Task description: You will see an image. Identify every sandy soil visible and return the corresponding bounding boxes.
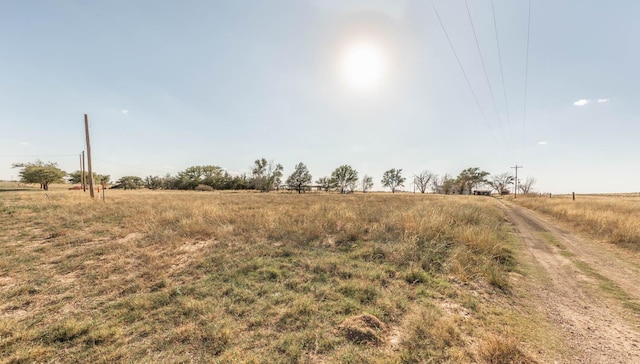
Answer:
[502,201,640,363]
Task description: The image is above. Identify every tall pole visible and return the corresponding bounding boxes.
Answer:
[79,153,83,190]
[81,151,86,192]
[511,165,523,199]
[85,114,95,198]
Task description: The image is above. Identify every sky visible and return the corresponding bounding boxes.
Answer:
[1,0,639,194]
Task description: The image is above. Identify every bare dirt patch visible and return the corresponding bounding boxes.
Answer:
[177,239,214,253]
[117,232,143,244]
[169,239,216,275]
[0,277,15,288]
[502,201,640,363]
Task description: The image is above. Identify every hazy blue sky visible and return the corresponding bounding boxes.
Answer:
[1,0,638,193]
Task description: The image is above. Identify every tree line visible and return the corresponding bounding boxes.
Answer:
[12,159,536,195]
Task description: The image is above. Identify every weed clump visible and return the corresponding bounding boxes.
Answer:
[479,334,538,364]
[40,319,91,343]
[337,313,386,345]
[399,307,467,363]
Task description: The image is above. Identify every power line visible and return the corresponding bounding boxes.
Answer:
[93,157,169,174]
[0,154,78,158]
[464,0,510,150]
[522,0,532,152]
[491,0,513,147]
[430,0,503,149]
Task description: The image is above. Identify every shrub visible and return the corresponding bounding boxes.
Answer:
[195,184,214,191]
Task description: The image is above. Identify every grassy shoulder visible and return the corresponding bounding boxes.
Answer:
[1,190,538,363]
[537,228,640,316]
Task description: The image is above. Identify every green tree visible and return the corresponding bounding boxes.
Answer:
[67,170,110,185]
[381,168,406,193]
[331,165,358,194]
[175,165,224,190]
[315,177,334,192]
[286,162,312,193]
[180,166,204,188]
[252,158,283,192]
[67,170,83,184]
[222,172,250,190]
[361,175,374,193]
[455,167,489,194]
[116,176,144,190]
[12,160,66,190]
[200,165,224,187]
[96,174,111,184]
[144,175,163,190]
[160,174,178,190]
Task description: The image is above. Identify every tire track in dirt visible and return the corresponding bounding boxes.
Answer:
[502,201,640,363]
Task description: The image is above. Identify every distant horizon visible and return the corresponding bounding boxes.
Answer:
[3,178,638,196]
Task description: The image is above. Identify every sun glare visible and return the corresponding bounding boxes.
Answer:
[340,41,387,92]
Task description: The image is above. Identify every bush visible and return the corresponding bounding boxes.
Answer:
[195,184,214,191]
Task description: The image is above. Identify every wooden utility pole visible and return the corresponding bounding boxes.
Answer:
[79,153,83,190]
[85,114,95,198]
[511,165,523,199]
[81,151,86,192]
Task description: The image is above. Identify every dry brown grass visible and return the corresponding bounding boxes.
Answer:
[511,194,640,249]
[478,334,538,364]
[0,188,538,362]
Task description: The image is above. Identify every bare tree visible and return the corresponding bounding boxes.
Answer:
[518,177,536,194]
[488,173,514,195]
[432,173,456,194]
[361,175,373,193]
[414,170,436,194]
[429,174,440,193]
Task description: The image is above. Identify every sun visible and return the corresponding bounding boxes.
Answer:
[340,41,387,92]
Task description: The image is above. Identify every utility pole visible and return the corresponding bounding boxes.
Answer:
[511,165,523,199]
[81,151,86,192]
[85,114,95,198]
[79,153,83,189]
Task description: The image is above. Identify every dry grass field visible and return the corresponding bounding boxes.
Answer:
[0,187,540,363]
[510,194,640,250]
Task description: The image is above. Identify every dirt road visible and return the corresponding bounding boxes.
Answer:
[502,201,640,363]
